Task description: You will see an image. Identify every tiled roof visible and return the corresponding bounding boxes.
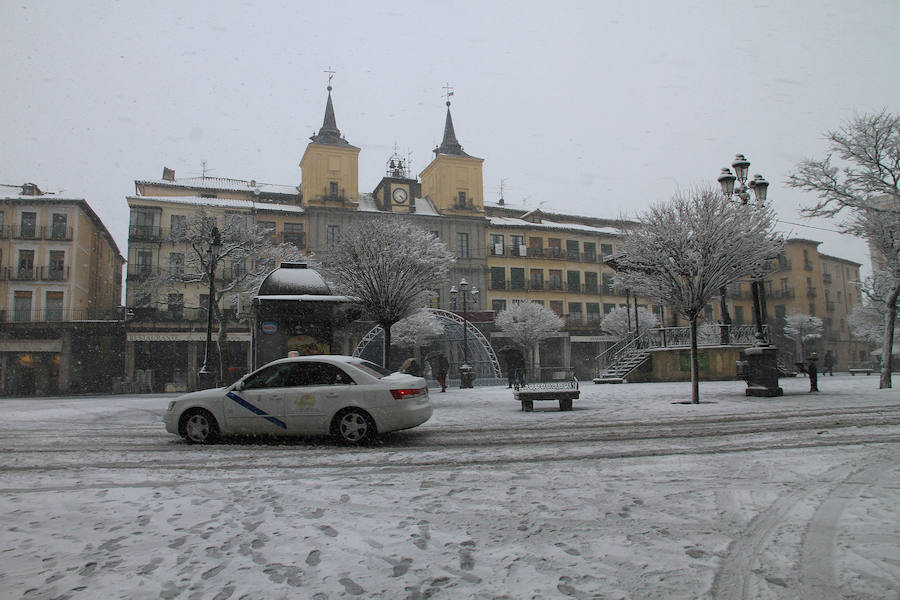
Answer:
[128,195,304,214]
[489,216,619,235]
[135,177,300,196]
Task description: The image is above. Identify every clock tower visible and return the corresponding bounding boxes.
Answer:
[373,149,421,213]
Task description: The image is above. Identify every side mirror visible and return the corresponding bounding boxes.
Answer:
[232,380,244,392]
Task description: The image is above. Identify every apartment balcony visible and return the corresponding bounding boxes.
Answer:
[129,225,163,241]
[40,266,70,281]
[8,266,37,281]
[126,266,160,281]
[823,273,832,284]
[0,226,8,239]
[807,287,817,298]
[584,283,599,294]
[45,226,73,241]
[13,225,42,240]
[804,261,814,271]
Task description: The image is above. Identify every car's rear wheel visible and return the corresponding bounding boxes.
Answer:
[180,409,219,444]
[332,408,376,444]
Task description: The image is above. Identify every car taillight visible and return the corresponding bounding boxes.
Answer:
[391,388,423,400]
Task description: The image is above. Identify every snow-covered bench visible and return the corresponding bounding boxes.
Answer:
[513,378,579,411]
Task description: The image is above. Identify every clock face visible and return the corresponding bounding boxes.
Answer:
[392,187,408,204]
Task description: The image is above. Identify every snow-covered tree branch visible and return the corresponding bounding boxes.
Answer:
[316,217,455,368]
[612,184,783,403]
[495,301,564,379]
[787,110,900,388]
[600,306,659,338]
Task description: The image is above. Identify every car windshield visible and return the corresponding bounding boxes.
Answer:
[350,360,393,379]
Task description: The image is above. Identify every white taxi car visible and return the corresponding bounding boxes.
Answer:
[164,355,431,444]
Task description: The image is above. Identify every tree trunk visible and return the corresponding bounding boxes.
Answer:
[690,317,700,404]
[382,323,393,370]
[880,284,899,389]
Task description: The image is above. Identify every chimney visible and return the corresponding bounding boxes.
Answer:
[162,167,175,181]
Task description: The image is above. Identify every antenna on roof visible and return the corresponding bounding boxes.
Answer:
[498,178,508,205]
[324,66,336,90]
[442,83,454,107]
[201,160,209,179]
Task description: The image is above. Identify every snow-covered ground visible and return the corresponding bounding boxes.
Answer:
[1,374,898,599]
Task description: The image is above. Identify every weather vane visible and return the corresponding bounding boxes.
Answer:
[325,66,336,90]
[442,83,454,107]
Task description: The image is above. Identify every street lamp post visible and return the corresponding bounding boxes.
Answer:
[197,226,222,389]
[450,277,479,388]
[717,154,781,397]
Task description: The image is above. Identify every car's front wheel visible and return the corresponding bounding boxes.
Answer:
[332,408,376,444]
[180,409,220,444]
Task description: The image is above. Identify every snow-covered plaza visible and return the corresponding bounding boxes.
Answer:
[1,374,898,599]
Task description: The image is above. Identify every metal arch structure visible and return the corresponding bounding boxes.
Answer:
[352,308,502,379]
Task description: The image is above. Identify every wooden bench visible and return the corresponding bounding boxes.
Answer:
[513,380,580,411]
[849,367,874,375]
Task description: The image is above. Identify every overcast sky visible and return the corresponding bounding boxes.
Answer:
[3,0,898,277]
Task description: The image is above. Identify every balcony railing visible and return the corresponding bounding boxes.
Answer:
[807,287,817,298]
[40,266,70,281]
[1,308,125,323]
[3,266,66,281]
[129,225,163,240]
[822,273,832,284]
[45,226,73,241]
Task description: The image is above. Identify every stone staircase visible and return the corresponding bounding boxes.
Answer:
[593,348,651,383]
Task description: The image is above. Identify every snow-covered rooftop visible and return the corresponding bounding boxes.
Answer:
[128,195,304,214]
[489,216,620,235]
[136,176,300,197]
[357,193,440,217]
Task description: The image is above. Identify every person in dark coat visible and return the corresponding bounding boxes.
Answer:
[807,353,819,392]
[823,351,834,376]
[426,353,450,392]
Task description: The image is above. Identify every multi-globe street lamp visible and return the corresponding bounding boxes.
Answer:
[198,226,222,388]
[450,277,479,388]
[717,154,770,345]
[717,154,782,397]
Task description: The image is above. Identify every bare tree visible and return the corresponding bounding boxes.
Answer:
[613,185,783,403]
[600,306,660,338]
[784,312,824,357]
[391,308,445,349]
[138,207,303,383]
[787,110,900,388]
[495,301,564,380]
[317,217,454,368]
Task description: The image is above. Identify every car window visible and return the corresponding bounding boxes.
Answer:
[351,360,392,379]
[243,364,292,389]
[284,362,355,387]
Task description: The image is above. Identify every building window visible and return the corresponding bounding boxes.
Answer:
[17,250,35,280]
[511,235,525,256]
[14,291,32,322]
[528,237,543,257]
[490,234,505,256]
[170,215,187,239]
[510,268,525,291]
[587,302,601,322]
[490,267,506,290]
[137,250,153,277]
[566,240,580,260]
[326,225,340,247]
[584,242,597,261]
[530,269,544,290]
[19,212,37,239]
[601,243,613,258]
[547,238,562,259]
[456,232,469,258]
[775,305,786,326]
[567,270,580,292]
[45,291,64,322]
[492,299,507,313]
[329,181,339,197]
[603,303,616,314]
[734,305,744,324]
[809,303,815,316]
[550,301,564,315]
[131,208,157,238]
[169,253,184,277]
[48,250,66,280]
[549,269,563,290]
[602,274,615,294]
[457,191,467,207]
[257,221,276,240]
[569,302,583,321]
[50,213,68,240]
[284,222,304,248]
[168,293,184,320]
[584,272,598,293]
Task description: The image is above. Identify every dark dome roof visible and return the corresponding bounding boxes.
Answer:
[257,263,332,296]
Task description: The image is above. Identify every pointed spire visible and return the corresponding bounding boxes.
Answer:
[310,82,352,147]
[434,88,471,157]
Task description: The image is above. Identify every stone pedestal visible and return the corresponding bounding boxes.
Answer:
[741,346,783,397]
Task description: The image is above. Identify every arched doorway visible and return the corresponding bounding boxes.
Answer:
[353,309,502,384]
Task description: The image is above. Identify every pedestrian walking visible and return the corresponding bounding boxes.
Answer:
[823,350,834,376]
[807,353,819,392]
[426,352,449,392]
